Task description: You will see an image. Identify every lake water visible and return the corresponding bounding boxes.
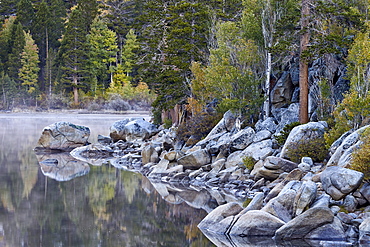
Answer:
[0,113,215,247]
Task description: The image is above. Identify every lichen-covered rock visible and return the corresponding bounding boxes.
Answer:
[326,125,369,168]
[110,118,158,142]
[230,127,255,150]
[36,121,90,151]
[280,121,327,159]
[321,166,364,200]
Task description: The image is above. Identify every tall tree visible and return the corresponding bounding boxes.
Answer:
[299,0,310,124]
[86,17,118,96]
[16,0,35,32]
[58,0,98,105]
[19,31,40,104]
[6,21,26,87]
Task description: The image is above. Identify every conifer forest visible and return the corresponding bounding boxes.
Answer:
[1,0,370,136]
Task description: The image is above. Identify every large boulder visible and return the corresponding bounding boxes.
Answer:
[326,125,369,167]
[320,166,364,200]
[204,110,238,139]
[229,210,285,236]
[110,118,158,142]
[177,149,211,169]
[198,202,243,231]
[280,121,327,159]
[36,122,90,151]
[274,207,334,241]
[274,103,300,133]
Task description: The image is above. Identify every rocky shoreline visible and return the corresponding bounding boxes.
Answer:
[34,111,370,246]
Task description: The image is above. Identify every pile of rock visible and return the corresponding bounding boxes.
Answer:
[34,111,370,244]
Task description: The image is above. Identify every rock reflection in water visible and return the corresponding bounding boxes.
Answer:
[36,152,90,181]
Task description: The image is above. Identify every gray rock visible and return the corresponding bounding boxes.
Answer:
[256,156,298,180]
[294,180,317,216]
[270,71,294,109]
[225,151,244,169]
[70,143,114,166]
[321,166,364,200]
[301,157,313,166]
[230,127,255,150]
[274,207,334,241]
[298,162,311,172]
[360,183,370,203]
[326,125,369,167]
[178,149,211,169]
[262,181,301,222]
[229,210,285,236]
[280,121,327,159]
[198,202,243,230]
[274,103,300,133]
[205,110,238,139]
[305,217,346,240]
[359,217,370,243]
[311,194,331,208]
[253,130,272,143]
[255,117,277,133]
[241,139,274,161]
[97,134,111,145]
[141,145,159,165]
[36,122,90,151]
[110,118,158,142]
[343,195,358,213]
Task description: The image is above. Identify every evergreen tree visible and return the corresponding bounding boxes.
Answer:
[16,0,35,32]
[86,18,118,96]
[6,21,26,88]
[121,28,138,76]
[19,31,40,104]
[0,16,16,73]
[58,0,98,105]
[0,0,17,21]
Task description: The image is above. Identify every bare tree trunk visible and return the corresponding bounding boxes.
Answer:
[299,0,310,124]
[73,67,79,105]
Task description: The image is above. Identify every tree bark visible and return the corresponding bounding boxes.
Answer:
[299,0,310,124]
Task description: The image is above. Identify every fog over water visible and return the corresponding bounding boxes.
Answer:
[0,113,214,247]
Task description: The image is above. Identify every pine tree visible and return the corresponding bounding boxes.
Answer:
[16,0,35,32]
[121,28,138,76]
[6,21,26,87]
[87,18,118,96]
[19,31,40,104]
[58,0,98,105]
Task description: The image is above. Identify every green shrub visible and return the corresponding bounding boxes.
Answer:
[163,118,173,129]
[275,122,301,146]
[242,156,256,170]
[350,128,370,182]
[285,137,327,163]
[176,112,222,146]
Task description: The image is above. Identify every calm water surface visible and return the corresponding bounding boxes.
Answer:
[0,113,215,247]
